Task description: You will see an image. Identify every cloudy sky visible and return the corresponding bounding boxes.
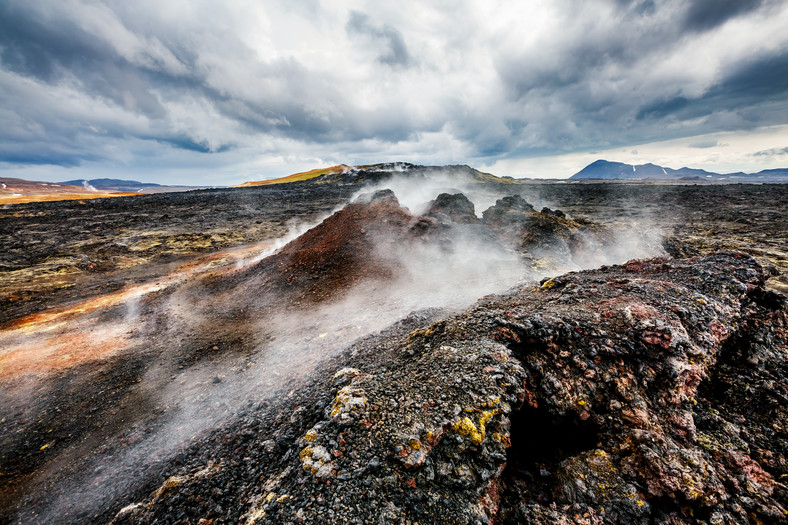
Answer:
[1,0,787,185]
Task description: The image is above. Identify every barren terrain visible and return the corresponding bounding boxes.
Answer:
[0,173,786,524]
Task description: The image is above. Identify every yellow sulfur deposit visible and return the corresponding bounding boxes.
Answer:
[450,403,502,445]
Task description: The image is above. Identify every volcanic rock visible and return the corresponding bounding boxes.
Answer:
[112,252,787,524]
[310,163,516,186]
[425,193,480,224]
[540,206,566,218]
[203,190,517,310]
[352,188,401,206]
[481,195,612,269]
[482,194,535,220]
[4,178,787,524]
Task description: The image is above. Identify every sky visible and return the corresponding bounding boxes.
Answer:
[1,0,787,185]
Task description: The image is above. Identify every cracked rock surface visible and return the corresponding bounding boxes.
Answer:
[113,252,786,524]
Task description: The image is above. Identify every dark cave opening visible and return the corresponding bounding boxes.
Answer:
[511,404,601,463]
[497,403,600,521]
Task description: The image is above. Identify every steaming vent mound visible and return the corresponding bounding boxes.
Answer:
[194,189,615,318]
[224,189,417,306]
[216,189,616,303]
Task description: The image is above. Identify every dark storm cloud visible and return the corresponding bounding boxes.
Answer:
[0,3,169,119]
[617,0,656,15]
[0,3,332,159]
[0,151,102,167]
[712,51,788,100]
[637,51,788,123]
[481,0,788,160]
[689,140,723,149]
[206,74,414,145]
[636,96,691,120]
[683,0,764,32]
[346,11,412,67]
[154,137,229,154]
[752,147,788,157]
[498,0,688,100]
[0,4,105,82]
[0,1,420,156]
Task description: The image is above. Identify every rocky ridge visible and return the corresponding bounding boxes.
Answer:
[111,250,786,523]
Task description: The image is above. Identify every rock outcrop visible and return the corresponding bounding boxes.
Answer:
[113,252,787,524]
[482,195,613,270]
[425,193,480,224]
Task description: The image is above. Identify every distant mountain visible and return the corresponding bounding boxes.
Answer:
[62,178,162,192]
[62,178,211,193]
[570,160,788,182]
[756,168,788,179]
[235,163,518,187]
[0,177,138,204]
[0,176,216,204]
[2,177,95,195]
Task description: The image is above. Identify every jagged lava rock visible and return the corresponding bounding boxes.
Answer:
[481,194,535,224]
[425,193,480,224]
[482,194,612,268]
[114,252,786,524]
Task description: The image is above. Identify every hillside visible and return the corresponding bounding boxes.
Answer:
[235,165,351,186]
[0,177,136,205]
[235,163,518,187]
[571,160,788,182]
